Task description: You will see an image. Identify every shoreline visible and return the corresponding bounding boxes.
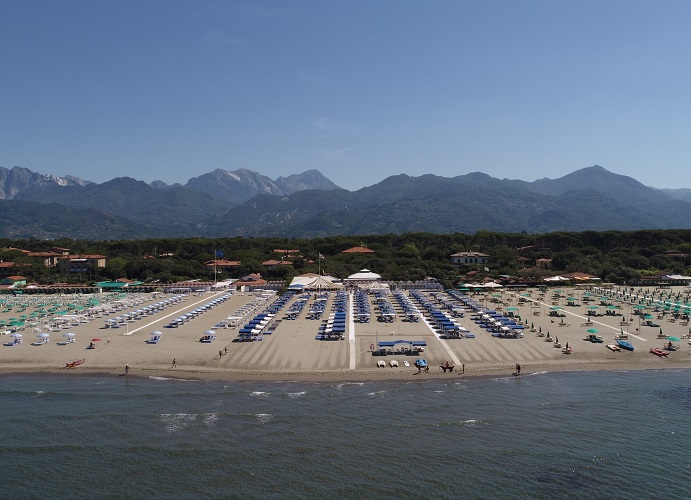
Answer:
[2,359,689,384]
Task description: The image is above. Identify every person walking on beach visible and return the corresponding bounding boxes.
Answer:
[515,363,521,375]
[171,358,176,368]
[125,364,129,375]
[219,350,223,359]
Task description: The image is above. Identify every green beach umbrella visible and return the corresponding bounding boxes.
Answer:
[587,328,598,333]
[667,336,680,342]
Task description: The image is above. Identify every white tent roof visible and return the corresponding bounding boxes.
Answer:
[288,274,343,290]
[347,268,381,281]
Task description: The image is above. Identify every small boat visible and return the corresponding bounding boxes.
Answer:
[616,339,634,351]
[649,348,669,357]
[606,344,621,352]
[66,358,85,368]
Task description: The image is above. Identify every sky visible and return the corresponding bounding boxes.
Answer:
[3,0,691,191]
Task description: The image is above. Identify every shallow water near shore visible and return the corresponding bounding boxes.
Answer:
[2,369,689,499]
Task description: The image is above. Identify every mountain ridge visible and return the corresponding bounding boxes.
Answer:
[1,164,690,239]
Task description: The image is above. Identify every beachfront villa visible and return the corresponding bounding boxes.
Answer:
[57,254,107,274]
[203,259,241,272]
[450,251,490,266]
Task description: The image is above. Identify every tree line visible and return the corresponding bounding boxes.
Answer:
[2,229,691,288]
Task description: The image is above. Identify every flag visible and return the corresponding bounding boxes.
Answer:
[318,253,325,260]
[484,267,489,272]
[215,249,224,259]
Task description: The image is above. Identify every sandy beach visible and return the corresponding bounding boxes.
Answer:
[1,285,690,381]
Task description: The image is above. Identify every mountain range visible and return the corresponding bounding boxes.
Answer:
[0,164,690,240]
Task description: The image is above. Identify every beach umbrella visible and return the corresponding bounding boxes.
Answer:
[587,328,599,333]
[151,331,163,336]
[10,333,22,338]
[667,336,681,342]
[37,333,50,338]
[63,332,76,337]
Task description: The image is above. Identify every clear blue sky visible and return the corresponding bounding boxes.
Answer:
[3,0,691,191]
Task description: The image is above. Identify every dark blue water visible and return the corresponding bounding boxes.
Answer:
[1,370,688,499]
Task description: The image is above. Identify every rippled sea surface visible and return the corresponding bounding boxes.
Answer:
[1,370,689,499]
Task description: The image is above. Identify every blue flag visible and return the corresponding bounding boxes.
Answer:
[215,249,224,259]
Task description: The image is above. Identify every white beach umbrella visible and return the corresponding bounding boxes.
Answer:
[37,333,50,338]
[63,332,76,337]
[10,333,22,338]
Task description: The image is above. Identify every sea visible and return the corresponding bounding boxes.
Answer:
[1,370,688,500]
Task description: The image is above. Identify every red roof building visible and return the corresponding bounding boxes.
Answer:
[341,246,375,254]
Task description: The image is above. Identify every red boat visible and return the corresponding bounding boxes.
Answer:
[66,358,86,368]
[649,348,669,357]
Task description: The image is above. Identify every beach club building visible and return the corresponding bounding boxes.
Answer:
[344,268,386,289]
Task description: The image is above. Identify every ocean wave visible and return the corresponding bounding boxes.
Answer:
[250,391,270,397]
[148,376,199,382]
[202,413,219,428]
[335,382,364,390]
[433,419,484,428]
[34,391,45,398]
[367,390,386,397]
[286,391,306,398]
[160,413,198,433]
[255,413,274,423]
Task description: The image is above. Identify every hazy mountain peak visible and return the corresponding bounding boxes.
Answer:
[275,169,341,192]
